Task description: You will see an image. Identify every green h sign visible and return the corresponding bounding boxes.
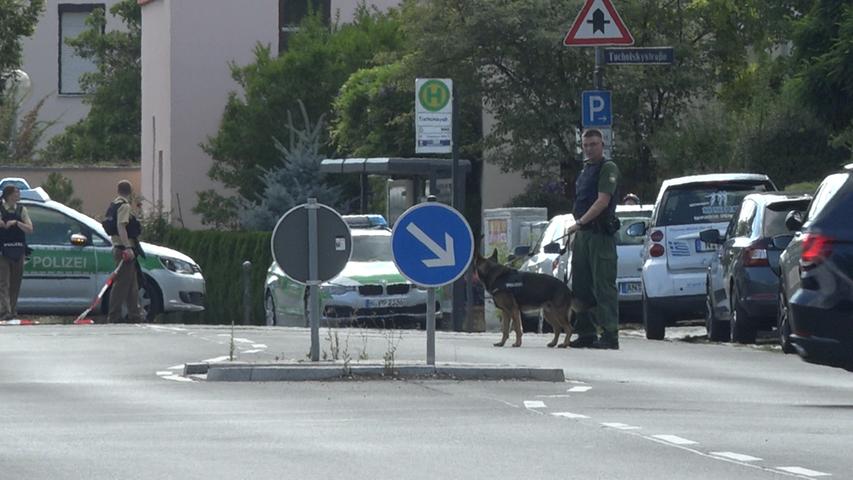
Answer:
[418,80,451,112]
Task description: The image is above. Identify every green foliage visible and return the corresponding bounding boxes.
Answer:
[0,0,44,94]
[202,6,406,202]
[785,181,820,194]
[191,190,239,230]
[40,172,83,210]
[0,89,55,163]
[157,228,272,324]
[43,0,141,163]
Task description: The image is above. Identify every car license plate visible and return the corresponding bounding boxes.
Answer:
[695,239,718,253]
[619,281,642,295]
[365,298,404,308]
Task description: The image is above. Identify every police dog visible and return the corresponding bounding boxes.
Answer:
[474,249,574,348]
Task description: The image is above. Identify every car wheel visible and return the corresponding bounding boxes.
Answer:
[264,290,277,326]
[642,291,665,340]
[777,292,795,354]
[139,277,163,322]
[705,282,730,342]
[730,285,756,344]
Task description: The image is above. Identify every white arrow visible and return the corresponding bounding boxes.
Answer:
[406,222,455,267]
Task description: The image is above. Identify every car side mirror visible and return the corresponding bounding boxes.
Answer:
[699,229,723,244]
[543,242,561,254]
[785,210,804,232]
[513,245,531,258]
[771,233,794,251]
[625,221,647,237]
[70,233,88,247]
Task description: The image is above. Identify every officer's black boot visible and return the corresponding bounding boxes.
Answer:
[591,333,619,350]
[569,335,597,348]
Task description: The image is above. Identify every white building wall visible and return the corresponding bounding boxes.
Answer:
[19,0,124,149]
[140,0,171,214]
[480,108,528,209]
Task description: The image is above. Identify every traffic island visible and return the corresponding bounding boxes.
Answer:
[185,361,565,382]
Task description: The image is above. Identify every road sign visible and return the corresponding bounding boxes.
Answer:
[391,202,474,288]
[271,202,352,284]
[563,0,634,46]
[604,47,675,65]
[582,90,612,127]
[416,78,453,154]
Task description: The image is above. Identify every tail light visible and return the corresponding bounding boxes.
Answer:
[650,243,665,257]
[800,233,833,268]
[743,240,769,267]
[650,230,664,242]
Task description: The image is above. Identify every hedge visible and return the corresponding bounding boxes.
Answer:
[155,228,272,324]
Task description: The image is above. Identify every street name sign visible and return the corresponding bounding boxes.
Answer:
[415,78,453,154]
[582,90,612,128]
[604,47,675,65]
[391,202,473,288]
[563,0,634,46]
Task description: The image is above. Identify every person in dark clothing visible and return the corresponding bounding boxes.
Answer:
[565,129,621,349]
[105,180,145,323]
[0,185,33,320]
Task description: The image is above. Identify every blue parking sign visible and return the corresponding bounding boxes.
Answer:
[391,203,474,288]
[582,90,612,127]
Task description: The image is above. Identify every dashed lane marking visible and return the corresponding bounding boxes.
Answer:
[601,422,641,430]
[251,344,267,348]
[710,452,762,462]
[242,349,264,354]
[776,467,831,477]
[651,435,698,445]
[202,356,231,363]
[168,365,183,370]
[536,394,572,398]
[524,400,547,409]
[551,412,589,419]
[568,386,592,392]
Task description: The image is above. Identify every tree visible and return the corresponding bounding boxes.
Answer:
[42,0,141,163]
[0,0,44,96]
[238,105,344,231]
[40,172,83,210]
[202,6,405,205]
[0,89,54,163]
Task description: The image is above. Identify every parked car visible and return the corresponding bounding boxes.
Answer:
[777,166,853,370]
[553,204,654,320]
[701,193,812,343]
[342,214,388,230]
[515,213,575,331]
[625,174,777,339]
[264,228,441,328]
[16,187,205,319]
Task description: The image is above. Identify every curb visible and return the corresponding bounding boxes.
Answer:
[186,362,565,382]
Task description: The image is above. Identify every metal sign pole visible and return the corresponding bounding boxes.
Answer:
[427,287,436,366]
[307,198,320,362]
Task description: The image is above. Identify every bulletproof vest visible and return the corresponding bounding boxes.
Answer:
[573,160,618,221]
[0,204,27,260]
[102,199,142,239]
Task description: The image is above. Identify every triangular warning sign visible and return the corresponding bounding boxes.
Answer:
[563,0,634,46]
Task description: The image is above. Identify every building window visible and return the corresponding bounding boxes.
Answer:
[279,0,331,53]
[58,3,104,95]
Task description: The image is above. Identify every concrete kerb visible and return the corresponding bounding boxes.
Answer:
[187,362,565,382]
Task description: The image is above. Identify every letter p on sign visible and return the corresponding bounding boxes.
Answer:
[582,90,612,128]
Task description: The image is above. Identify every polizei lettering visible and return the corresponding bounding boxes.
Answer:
[31,256,87,270]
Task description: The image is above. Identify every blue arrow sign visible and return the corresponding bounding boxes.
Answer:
[391,202,474,288]
[582,90,612,127]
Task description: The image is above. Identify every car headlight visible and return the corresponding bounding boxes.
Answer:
[159,256,198,274]
[325,284,357,296]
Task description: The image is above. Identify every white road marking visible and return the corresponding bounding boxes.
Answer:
[168,365,183,370]
[568,386,592,392]
[251,344,267,348]
[710,452,762,462]
[523,400,546,409]
[202,356,231,363]
[145,325,187,332]
[651,434,697,445]
[233,338,254,344]
[242,349,263,354]
[776,467,831,477]
[601,422,641,430]
[536,394,572,398]
[161,375,193,383]
[551,412,589,419]
[156,371,173,376]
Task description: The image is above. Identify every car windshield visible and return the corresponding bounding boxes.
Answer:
[764,200,811,237]
[658,182,771,226]
[350,235,393,262]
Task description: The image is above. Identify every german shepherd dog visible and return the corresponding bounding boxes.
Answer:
[473,249,574,348]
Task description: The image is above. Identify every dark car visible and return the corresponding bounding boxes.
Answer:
[701,193,812,343]
[776,166,853,370]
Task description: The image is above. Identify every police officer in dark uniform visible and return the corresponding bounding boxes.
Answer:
[104,180,145,323]
[0,185,33,320]
[566,129,620,349]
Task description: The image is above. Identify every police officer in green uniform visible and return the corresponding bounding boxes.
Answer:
[105,180,145,323]
[566,129,620,349]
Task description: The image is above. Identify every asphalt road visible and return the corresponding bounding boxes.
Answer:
[2,322,851,479]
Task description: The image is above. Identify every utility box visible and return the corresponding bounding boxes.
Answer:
[480,207,548,332]
[386,179,415,226]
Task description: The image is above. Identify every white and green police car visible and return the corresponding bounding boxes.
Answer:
[17,187,205,320]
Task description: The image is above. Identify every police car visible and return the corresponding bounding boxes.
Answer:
[16,187,205,319]
[625,174,777,339]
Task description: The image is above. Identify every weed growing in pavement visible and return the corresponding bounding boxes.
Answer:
[359,331,369,361]
[383,328,403,375]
